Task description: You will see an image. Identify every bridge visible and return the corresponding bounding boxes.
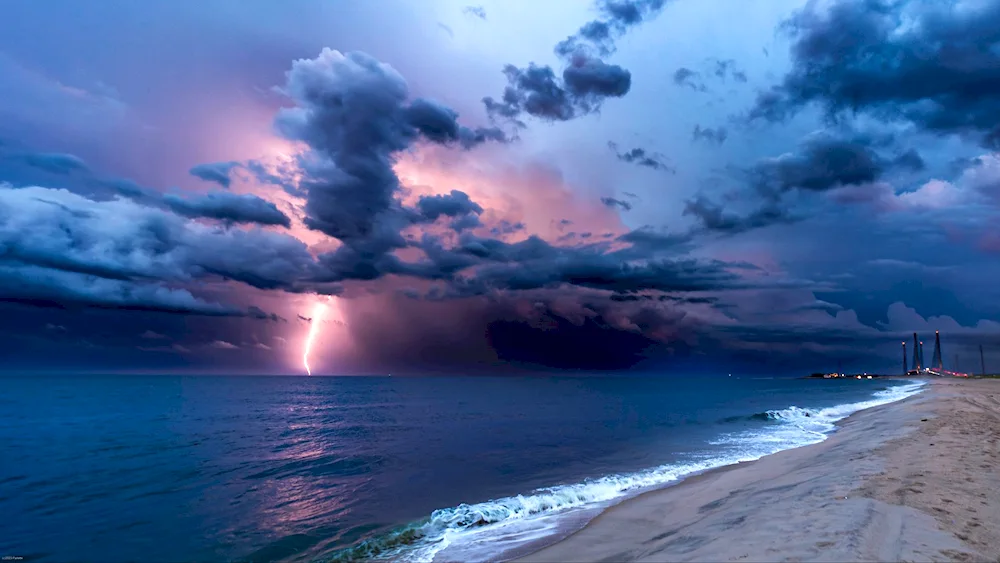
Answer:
[910,367,970,378]
[902,330,971,377]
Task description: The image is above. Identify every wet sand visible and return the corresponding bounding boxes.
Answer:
[518,378,1000,562]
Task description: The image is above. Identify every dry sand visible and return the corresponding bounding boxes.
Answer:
[518,378,1000,563]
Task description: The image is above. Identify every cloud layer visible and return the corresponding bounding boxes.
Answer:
[3,0,1000,374]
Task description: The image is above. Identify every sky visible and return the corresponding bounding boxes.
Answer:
[2,0,1000,376]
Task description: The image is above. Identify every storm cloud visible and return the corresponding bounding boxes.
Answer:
[684,196,798,234]
[483,60,631,123]
[608,141,675,172]
[101,177,292,228]
[163,191,291,227]
[600,196,633,211]
[483,0,669,124]
[747,133,886,196]
[5,0,997,374]
[16,152,89,175]
[0,264,240,316]
[750,0,1000,147]
[189,161,239,189]
[555,0,670,59]
[0,185,316,313]
[274,49,503,248]
[415,190,484,221]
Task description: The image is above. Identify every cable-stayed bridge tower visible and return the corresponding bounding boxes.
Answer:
[913,333,922,370]
[931,330,943,369]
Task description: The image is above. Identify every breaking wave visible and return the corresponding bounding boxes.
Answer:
[326,381,926,563]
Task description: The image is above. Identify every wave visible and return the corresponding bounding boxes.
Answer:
[723,384,912,424]
[764,382,924,433]
[326,381,926,563]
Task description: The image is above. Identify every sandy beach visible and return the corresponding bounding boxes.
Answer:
[518,378,1000,563]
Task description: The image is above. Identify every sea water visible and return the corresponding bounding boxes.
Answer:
[0,375,924,562]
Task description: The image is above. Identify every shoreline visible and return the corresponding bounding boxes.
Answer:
[514,378,999,562]
[424,380,925,563]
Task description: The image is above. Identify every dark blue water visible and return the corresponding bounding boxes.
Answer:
[0,375,923,562]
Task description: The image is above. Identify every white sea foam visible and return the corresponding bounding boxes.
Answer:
[707,381,926,460]
[361,381,927,563]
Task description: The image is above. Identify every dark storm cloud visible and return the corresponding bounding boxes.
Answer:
[138,46,828,370]
[404,98,508,148]
[683,196,798,234]
[343,292,686,371]
[682,133,891,234]
[96,176,292,228]
[555,0,669,58]
[16,152,89,175]
[682,132,897,234]
[600,196,632,211]
[409,231,740,296]
[489,220,525,236]
[890,149,926,172]
[691,125,728,146]
[949,156,984,175]
[274,49,504,247]
[483,0,669,124]
[482,299,692,370]
[484,60,631,123]
[463,5,486,20]
[749,0,1000,147]
[5,151,294,231]
[607,141,675,172]
[0,147,88,176]
[415,190,483,221]
[266,49,527,288]
[306,214,726,300]
[100,177,152,199]
[609,293,717,305]
[0,264,242,316]
[311,227,410,283]
[189,161,239,189]
[616,227,692,253]
[0,185,317,314]
[349,286,920,372]
[563,57,632,98]
[449,213,483,232]
[459,255,739,297]
[674,59,746,92]
[162,192,291,227]
[748,134,884,195]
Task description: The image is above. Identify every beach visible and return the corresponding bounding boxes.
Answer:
[518,378,1000,563]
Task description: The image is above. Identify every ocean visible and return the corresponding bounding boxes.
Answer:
[0,374,924,562]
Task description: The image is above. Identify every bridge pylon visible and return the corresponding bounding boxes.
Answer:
[931,330,943,369]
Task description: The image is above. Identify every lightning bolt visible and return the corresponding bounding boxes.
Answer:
[302,299,328,376]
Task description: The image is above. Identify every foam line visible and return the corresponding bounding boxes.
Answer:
[332,381,926,563]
